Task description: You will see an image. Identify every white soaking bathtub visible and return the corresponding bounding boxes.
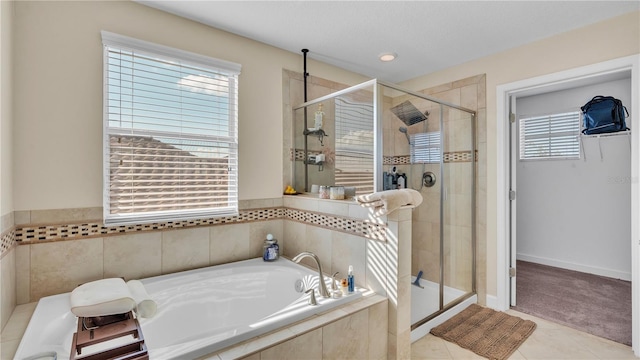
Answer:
[15,257,362,360]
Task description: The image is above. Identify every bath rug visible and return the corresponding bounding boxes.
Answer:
[430,304,536,360]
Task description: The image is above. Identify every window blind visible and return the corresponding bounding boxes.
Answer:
[334,97,374,195]
[410,132,441,164]
[519,111,580,160]
[102,32,240,225]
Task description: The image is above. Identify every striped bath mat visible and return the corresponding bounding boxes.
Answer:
[430,304,536,360]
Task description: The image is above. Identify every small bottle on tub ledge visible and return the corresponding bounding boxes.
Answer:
[262,234,279,261]
[347,265,355,293]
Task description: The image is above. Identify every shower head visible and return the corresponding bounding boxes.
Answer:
[390,100,429,126]
[399,126,411,144]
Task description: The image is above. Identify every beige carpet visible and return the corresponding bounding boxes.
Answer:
[430,304,536,360]
[512,260,631,346]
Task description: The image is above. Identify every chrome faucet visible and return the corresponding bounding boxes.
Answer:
[292,251,330,298]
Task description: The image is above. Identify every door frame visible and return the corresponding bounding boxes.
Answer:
[495,54,640,355]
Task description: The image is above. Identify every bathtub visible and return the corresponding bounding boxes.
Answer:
[15,257,363,360]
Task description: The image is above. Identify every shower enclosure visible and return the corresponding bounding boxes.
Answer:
[291,79,476,337]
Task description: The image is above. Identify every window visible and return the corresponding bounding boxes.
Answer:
[102,31,240,225]
[519,111,581,160]
[410,132,441,164]
[334,97,374,194]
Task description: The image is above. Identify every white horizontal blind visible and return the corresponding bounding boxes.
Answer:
[334,97,374,195]
[519,111,580,160]
[102,32,240,225]
[410,132,441,163]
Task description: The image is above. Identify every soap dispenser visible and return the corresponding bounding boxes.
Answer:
[262,234,279,261]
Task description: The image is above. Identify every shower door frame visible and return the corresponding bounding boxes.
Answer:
[292,79,478,330]
[378,81,478,331]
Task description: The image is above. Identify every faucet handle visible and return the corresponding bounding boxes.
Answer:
[305,288,317,306]
[332,271,340,291]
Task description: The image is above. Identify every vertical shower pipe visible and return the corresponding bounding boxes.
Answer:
[439,104,445,311]
[302,49,309,192]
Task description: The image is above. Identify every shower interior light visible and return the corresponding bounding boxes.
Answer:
[379,52,397,62]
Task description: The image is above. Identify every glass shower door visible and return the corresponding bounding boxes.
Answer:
[441,108,475,307]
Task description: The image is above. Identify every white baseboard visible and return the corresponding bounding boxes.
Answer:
[485,294,499,310]
[516,253,631,281]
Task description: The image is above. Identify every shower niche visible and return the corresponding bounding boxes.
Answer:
[291,78,477,339]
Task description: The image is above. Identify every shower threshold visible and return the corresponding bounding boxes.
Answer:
[410,275,477,343]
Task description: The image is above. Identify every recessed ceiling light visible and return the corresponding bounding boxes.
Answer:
[379,52,397,62]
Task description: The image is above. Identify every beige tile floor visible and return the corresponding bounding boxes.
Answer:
[412,310,637,360]
[1,303,637,360]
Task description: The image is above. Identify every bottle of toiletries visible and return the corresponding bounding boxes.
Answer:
[340,278,348,295]
[397,174,405,189]
[391,167,398,188]
[314,103,324,130]
[347,265,355,293]
[262,234,279,261]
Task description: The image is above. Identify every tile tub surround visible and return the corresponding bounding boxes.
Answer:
[7,200,390,304]
[5,300,637,360]
[6,196,410,358]
[1,295,386,360]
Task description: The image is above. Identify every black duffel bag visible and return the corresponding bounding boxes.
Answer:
[581,95,629,135]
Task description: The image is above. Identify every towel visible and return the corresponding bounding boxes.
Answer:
[127,280,157,318]
[70,278,136,317]
[69,278,158,319]
[355,188,423,216]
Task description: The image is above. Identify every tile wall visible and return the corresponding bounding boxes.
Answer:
[0,211,16,331]
[1,195,406,359]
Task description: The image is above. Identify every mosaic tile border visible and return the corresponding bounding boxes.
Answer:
[11,206,388,246]
[291,148,322,161]
[384,150,477,165]
[285,208,387,241]
[0,228,16,259]
[295,149,476,165]
[15,208,284,243]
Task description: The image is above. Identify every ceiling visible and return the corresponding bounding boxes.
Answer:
[136,1,639,83]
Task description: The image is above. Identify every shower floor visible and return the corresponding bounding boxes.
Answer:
[410,275,466,325]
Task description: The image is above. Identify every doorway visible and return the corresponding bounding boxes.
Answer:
[495,55,640,356]
[511,77,632,345]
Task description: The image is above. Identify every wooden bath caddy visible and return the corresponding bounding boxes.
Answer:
[70,311,148,360]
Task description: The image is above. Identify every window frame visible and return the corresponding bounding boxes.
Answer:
[102,31,241,226]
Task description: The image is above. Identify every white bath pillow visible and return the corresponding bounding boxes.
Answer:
[70,278,136,317]
[127,280,157,318]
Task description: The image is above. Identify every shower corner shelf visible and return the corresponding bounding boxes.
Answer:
[303,159,324,171]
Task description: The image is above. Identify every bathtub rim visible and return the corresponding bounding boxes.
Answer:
[14,257,376,360]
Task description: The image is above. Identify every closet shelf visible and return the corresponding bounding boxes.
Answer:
[581,130,630,138]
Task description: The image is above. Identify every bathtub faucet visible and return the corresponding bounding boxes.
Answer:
[292,252,331,298]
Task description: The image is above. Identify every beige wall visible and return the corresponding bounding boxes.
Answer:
[0,0,16,333]
[400,11,640,298]
[12,1,368,211]
[1,0,13,217]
